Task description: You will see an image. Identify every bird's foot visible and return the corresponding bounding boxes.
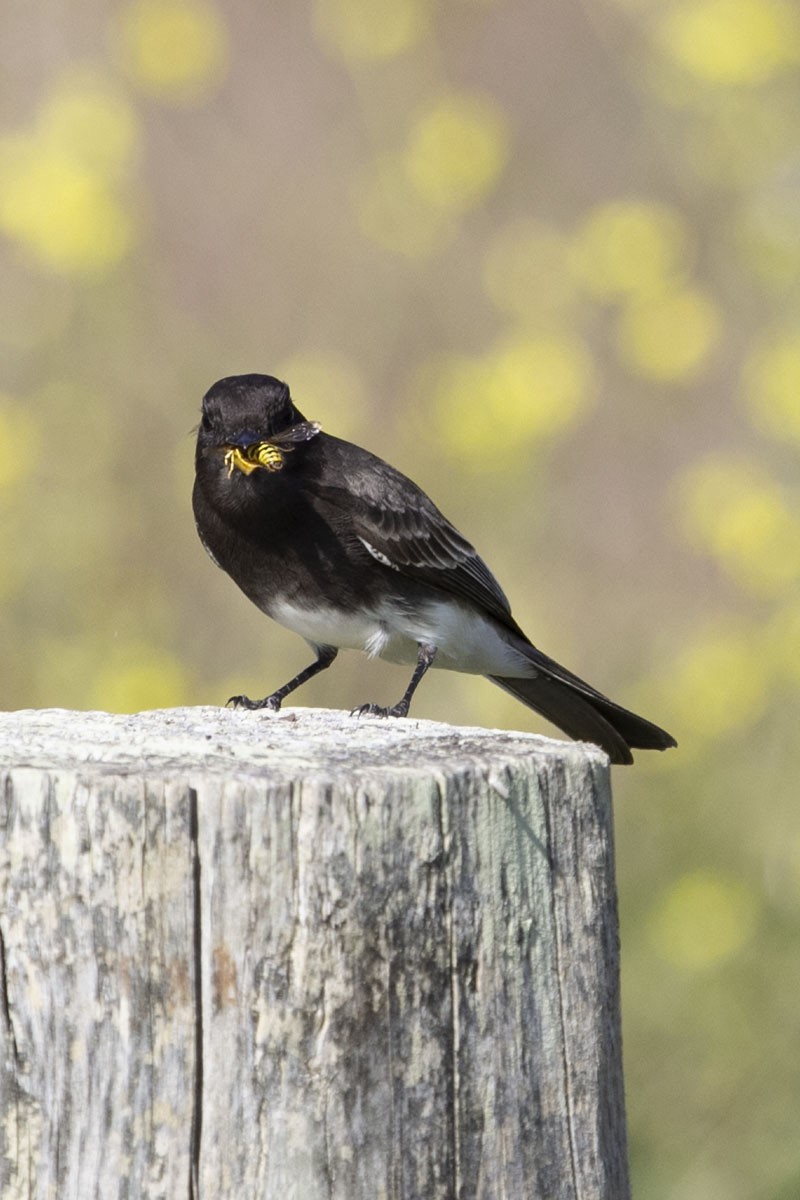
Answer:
[226,693,282,711]
[351,700,409,719]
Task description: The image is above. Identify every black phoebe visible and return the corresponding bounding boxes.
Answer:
[192,373,676,764]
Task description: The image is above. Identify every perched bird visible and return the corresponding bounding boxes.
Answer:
[192,373,676,764]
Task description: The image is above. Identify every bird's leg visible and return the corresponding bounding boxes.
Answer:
[353,643,437,719]
[228,646,338,711]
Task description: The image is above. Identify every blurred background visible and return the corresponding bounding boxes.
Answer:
[1,0,798,1194]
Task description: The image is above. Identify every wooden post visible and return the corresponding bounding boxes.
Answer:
[0,706,629,1199]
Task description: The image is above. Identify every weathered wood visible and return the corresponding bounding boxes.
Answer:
[0,706,629,1199]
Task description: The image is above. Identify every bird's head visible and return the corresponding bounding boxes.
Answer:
[196,374,321,478]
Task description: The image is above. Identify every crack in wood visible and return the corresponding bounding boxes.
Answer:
[435,779,461,1199]
[0,923,19,1068]
[188,788,203,1200]
[540,764,582,1200]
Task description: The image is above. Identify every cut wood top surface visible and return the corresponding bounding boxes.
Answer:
[0,706,608,780]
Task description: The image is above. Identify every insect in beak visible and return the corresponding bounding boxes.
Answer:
[222,420,322,478]
[224,443,284,477]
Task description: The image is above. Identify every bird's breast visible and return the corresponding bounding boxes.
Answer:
[269,598,394,656]
[269,595,533,676]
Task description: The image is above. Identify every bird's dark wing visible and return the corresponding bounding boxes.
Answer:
[309,436,523,632]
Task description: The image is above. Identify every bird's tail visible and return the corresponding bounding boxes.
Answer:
[488,655,676,765]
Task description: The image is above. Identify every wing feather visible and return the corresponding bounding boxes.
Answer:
[310,436,522,632]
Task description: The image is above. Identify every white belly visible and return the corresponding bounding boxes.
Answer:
[270,597,532,677]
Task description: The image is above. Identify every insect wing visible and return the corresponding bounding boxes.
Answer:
[272,420,321,448]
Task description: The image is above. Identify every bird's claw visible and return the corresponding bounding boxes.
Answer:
[351,701,409,719]
[226,694,282,711]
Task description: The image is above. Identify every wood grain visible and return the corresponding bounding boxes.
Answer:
[0,707,629,1199]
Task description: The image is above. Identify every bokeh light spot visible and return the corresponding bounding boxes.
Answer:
[483,219,578,322]
[660,0,800,86]
[571,201,689,298]
[433,333,594,468]
[314,0,431,60]
[743,334,800,446]
[0,72,139,276]
[37,70,141,176]
[113,0,229,103]
[487,335,594,435]
[659,623,768,740]
[678,455,800,595]
[616,287,721,381]
[404,93,511,212]
[649,871,759,970]
[0,141,134,274]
